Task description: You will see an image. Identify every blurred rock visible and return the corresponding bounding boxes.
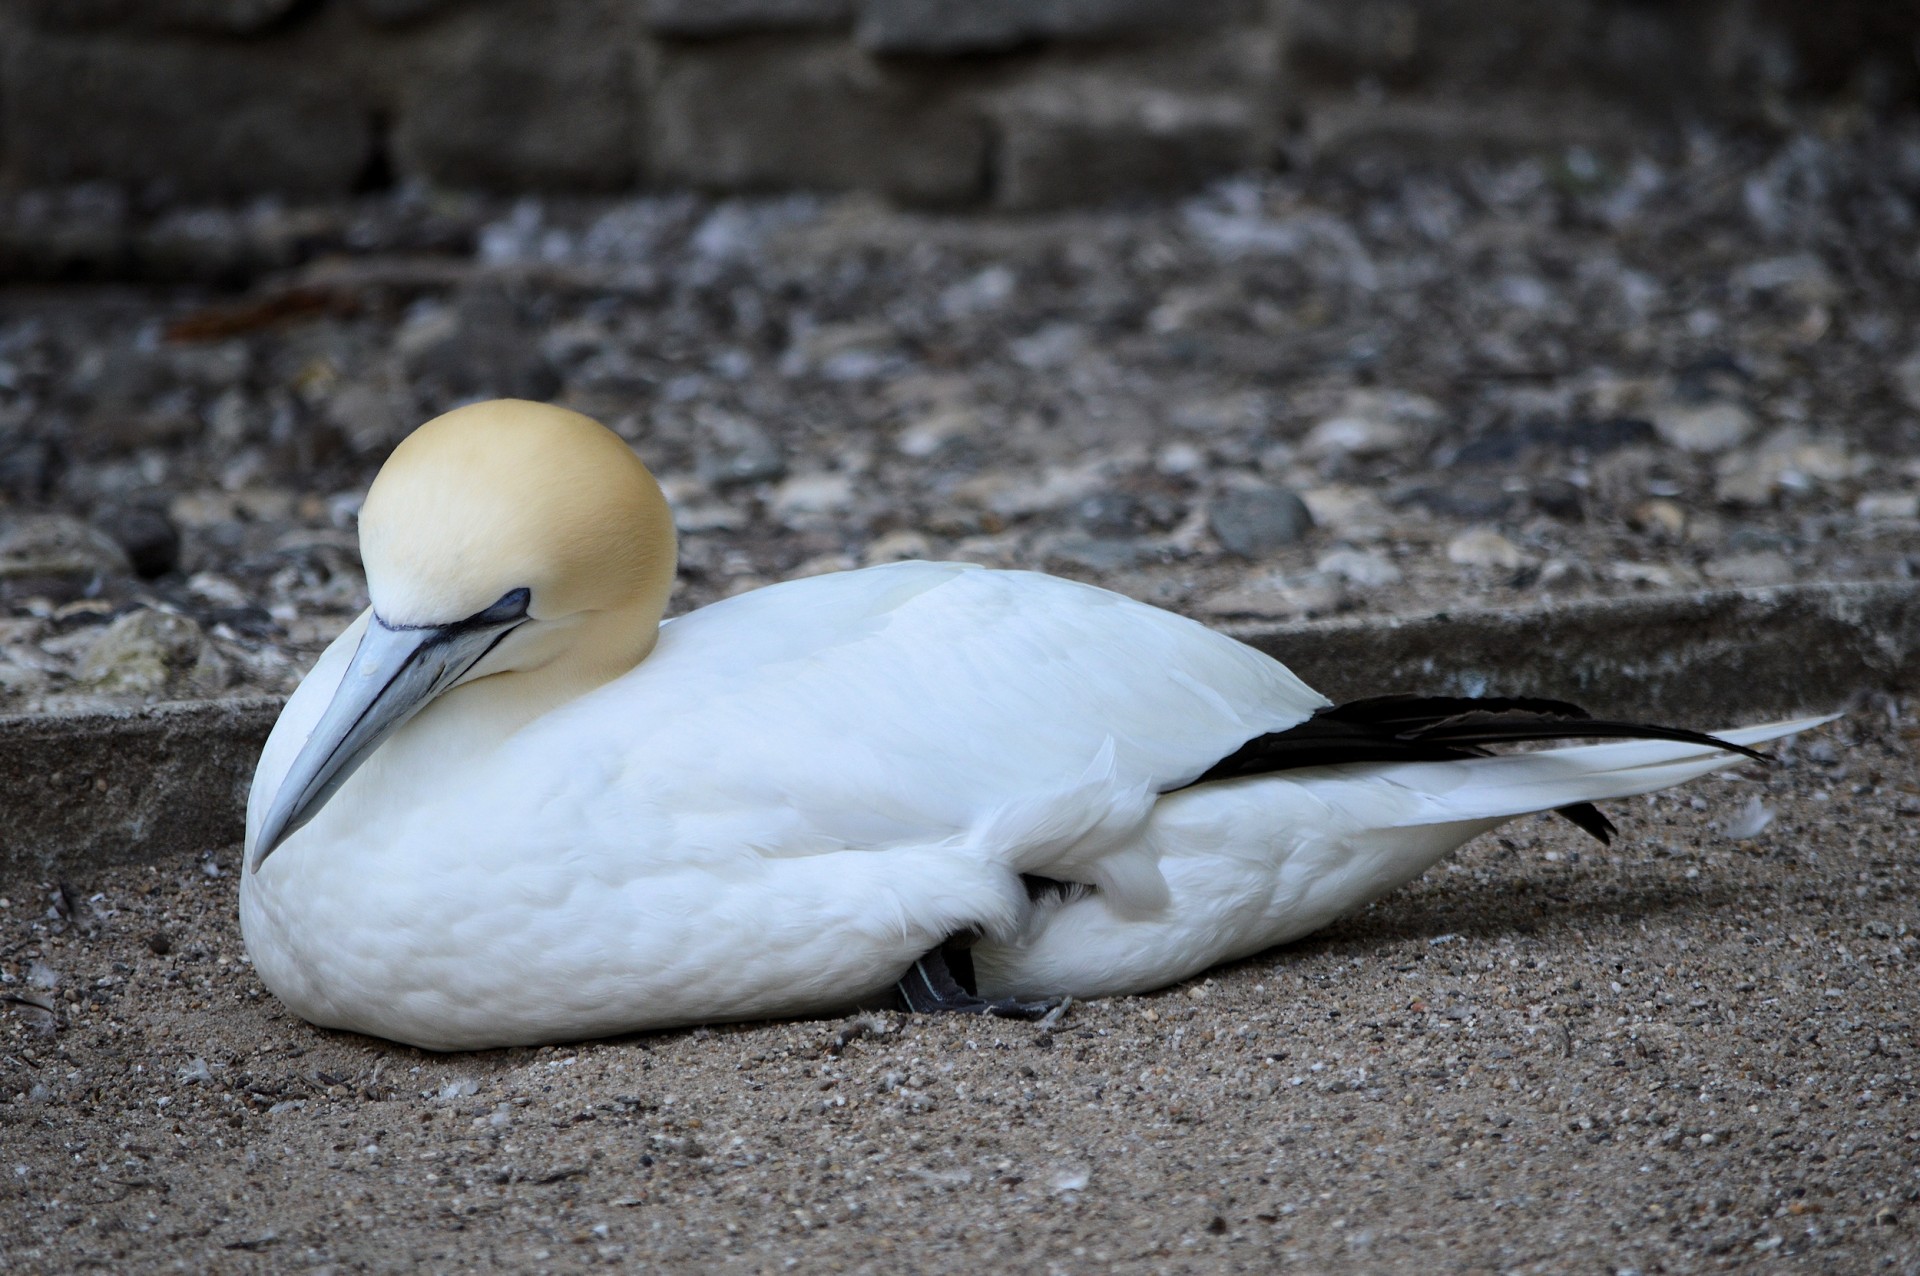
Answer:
[1652,399,1755,454]
[1394,475,1520,522]
[955,464,1105,520]
[0,436,61,502]
[1315,548,1401,588]
[185,571,251,610]
[392,1,640,190]
[0,650,52,699]
[1008,322,1086,371]
[1451,417,1654,465]
[355,0,480,25]
[1896,349,1920,414]
[650,41,987,204]
[1302,391,1442,461]
[646,0,853,35]
[858,0,1255,54]
[76,608,228,697]
[1704,552,1794,587]
[1713,428,1861,506]
[770,471,855,524]
[0,514,132,580]
[863,529,934,564]
[1606,561,1687,589]
[992,80,1260,210]
[1208,482,1312,557]
[1529,478,1585,520]
[1446,528,1531,571]
[1074,491,1150,537]
[1199,571,1340,620]
[896,406,980,459]
[1298,486,1388,540]
[1303,413,1408,459]
[323,381,413,456]
[396,289,558,407]
[1037,533,1143,574]
[1856,491,1920,521]
[696,414,787,488]
[1628,498,1688,541]
[1733,254,1838,307]
[23,0,304,34]
[664,477,749,534]
[94,506,181,579]
[2,30,372,197]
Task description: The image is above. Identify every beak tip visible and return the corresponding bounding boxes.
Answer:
[248,814,289,875]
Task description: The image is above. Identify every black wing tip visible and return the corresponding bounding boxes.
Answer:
[1183,693,1773,845]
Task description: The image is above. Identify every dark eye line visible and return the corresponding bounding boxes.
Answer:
[380,587,533,635]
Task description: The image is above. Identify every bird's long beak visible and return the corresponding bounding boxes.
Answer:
[249,609,527,872]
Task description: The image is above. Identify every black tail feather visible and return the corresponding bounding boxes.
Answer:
[1176,693,1764,845]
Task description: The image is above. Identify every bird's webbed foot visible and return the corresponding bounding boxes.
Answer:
[895,941,1059,1020]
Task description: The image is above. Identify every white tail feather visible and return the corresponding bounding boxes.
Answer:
[1350,713,1838,831]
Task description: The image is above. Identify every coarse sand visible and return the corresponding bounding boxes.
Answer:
[1,711,1914,1274]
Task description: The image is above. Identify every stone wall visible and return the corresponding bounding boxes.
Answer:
[0,0,1285,208]
[1288,0,1920,155]
[0,0,1910,208]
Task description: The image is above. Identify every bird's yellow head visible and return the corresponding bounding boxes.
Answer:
[250,399,677,870]
[360,398,676,646]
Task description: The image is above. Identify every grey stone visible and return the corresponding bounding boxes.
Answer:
[1038,533,1144,574]
[391,0,640,190]
[20,0,304,35]
[647,0,854,37]
[77,609,229,698]
[0,697,278,881]
[95,507,182,580]
[1073,491,1148,537]
[0,514,133,581]
[322,380,413,456]
[1314,548,1401,589]
[1302,413,1410,459]
[993,81,1257,210]
[0,31,373,197]
[696,416,788,488]
[1652,399,1754,454]
[0,437,62,503]
[857,0,1256,55]
[1234,581,1918,725]
[1445,528,1532,571]
[353,0,472,25]
[769,471,857,525]
[856,0,1031,53]
[1200,572,1342,621]
[649,39,987,204]
[395,288,559,408]
[1893,348,1920,414]
[1704,552,1795,588]
[1208,484,1313,557]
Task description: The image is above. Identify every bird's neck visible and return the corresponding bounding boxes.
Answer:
[438,597,663,739]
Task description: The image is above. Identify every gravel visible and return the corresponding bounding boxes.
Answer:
[4,119,1920,712]
[2,713,1913,1272]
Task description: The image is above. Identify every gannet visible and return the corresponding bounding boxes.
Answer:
[240,399,1828,1051]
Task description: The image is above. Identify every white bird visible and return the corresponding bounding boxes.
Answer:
[240,400,1827,1051]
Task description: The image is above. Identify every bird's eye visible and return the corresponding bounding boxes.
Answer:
[471,588,532,626]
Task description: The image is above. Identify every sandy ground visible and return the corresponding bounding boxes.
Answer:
[1,709,1913,1274]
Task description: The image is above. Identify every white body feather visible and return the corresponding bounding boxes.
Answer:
[241,562,1816,1050]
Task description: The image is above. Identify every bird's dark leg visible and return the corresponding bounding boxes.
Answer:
[895,940,1059,1020]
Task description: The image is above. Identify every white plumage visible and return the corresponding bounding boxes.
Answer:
[238,401,1826,1050]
